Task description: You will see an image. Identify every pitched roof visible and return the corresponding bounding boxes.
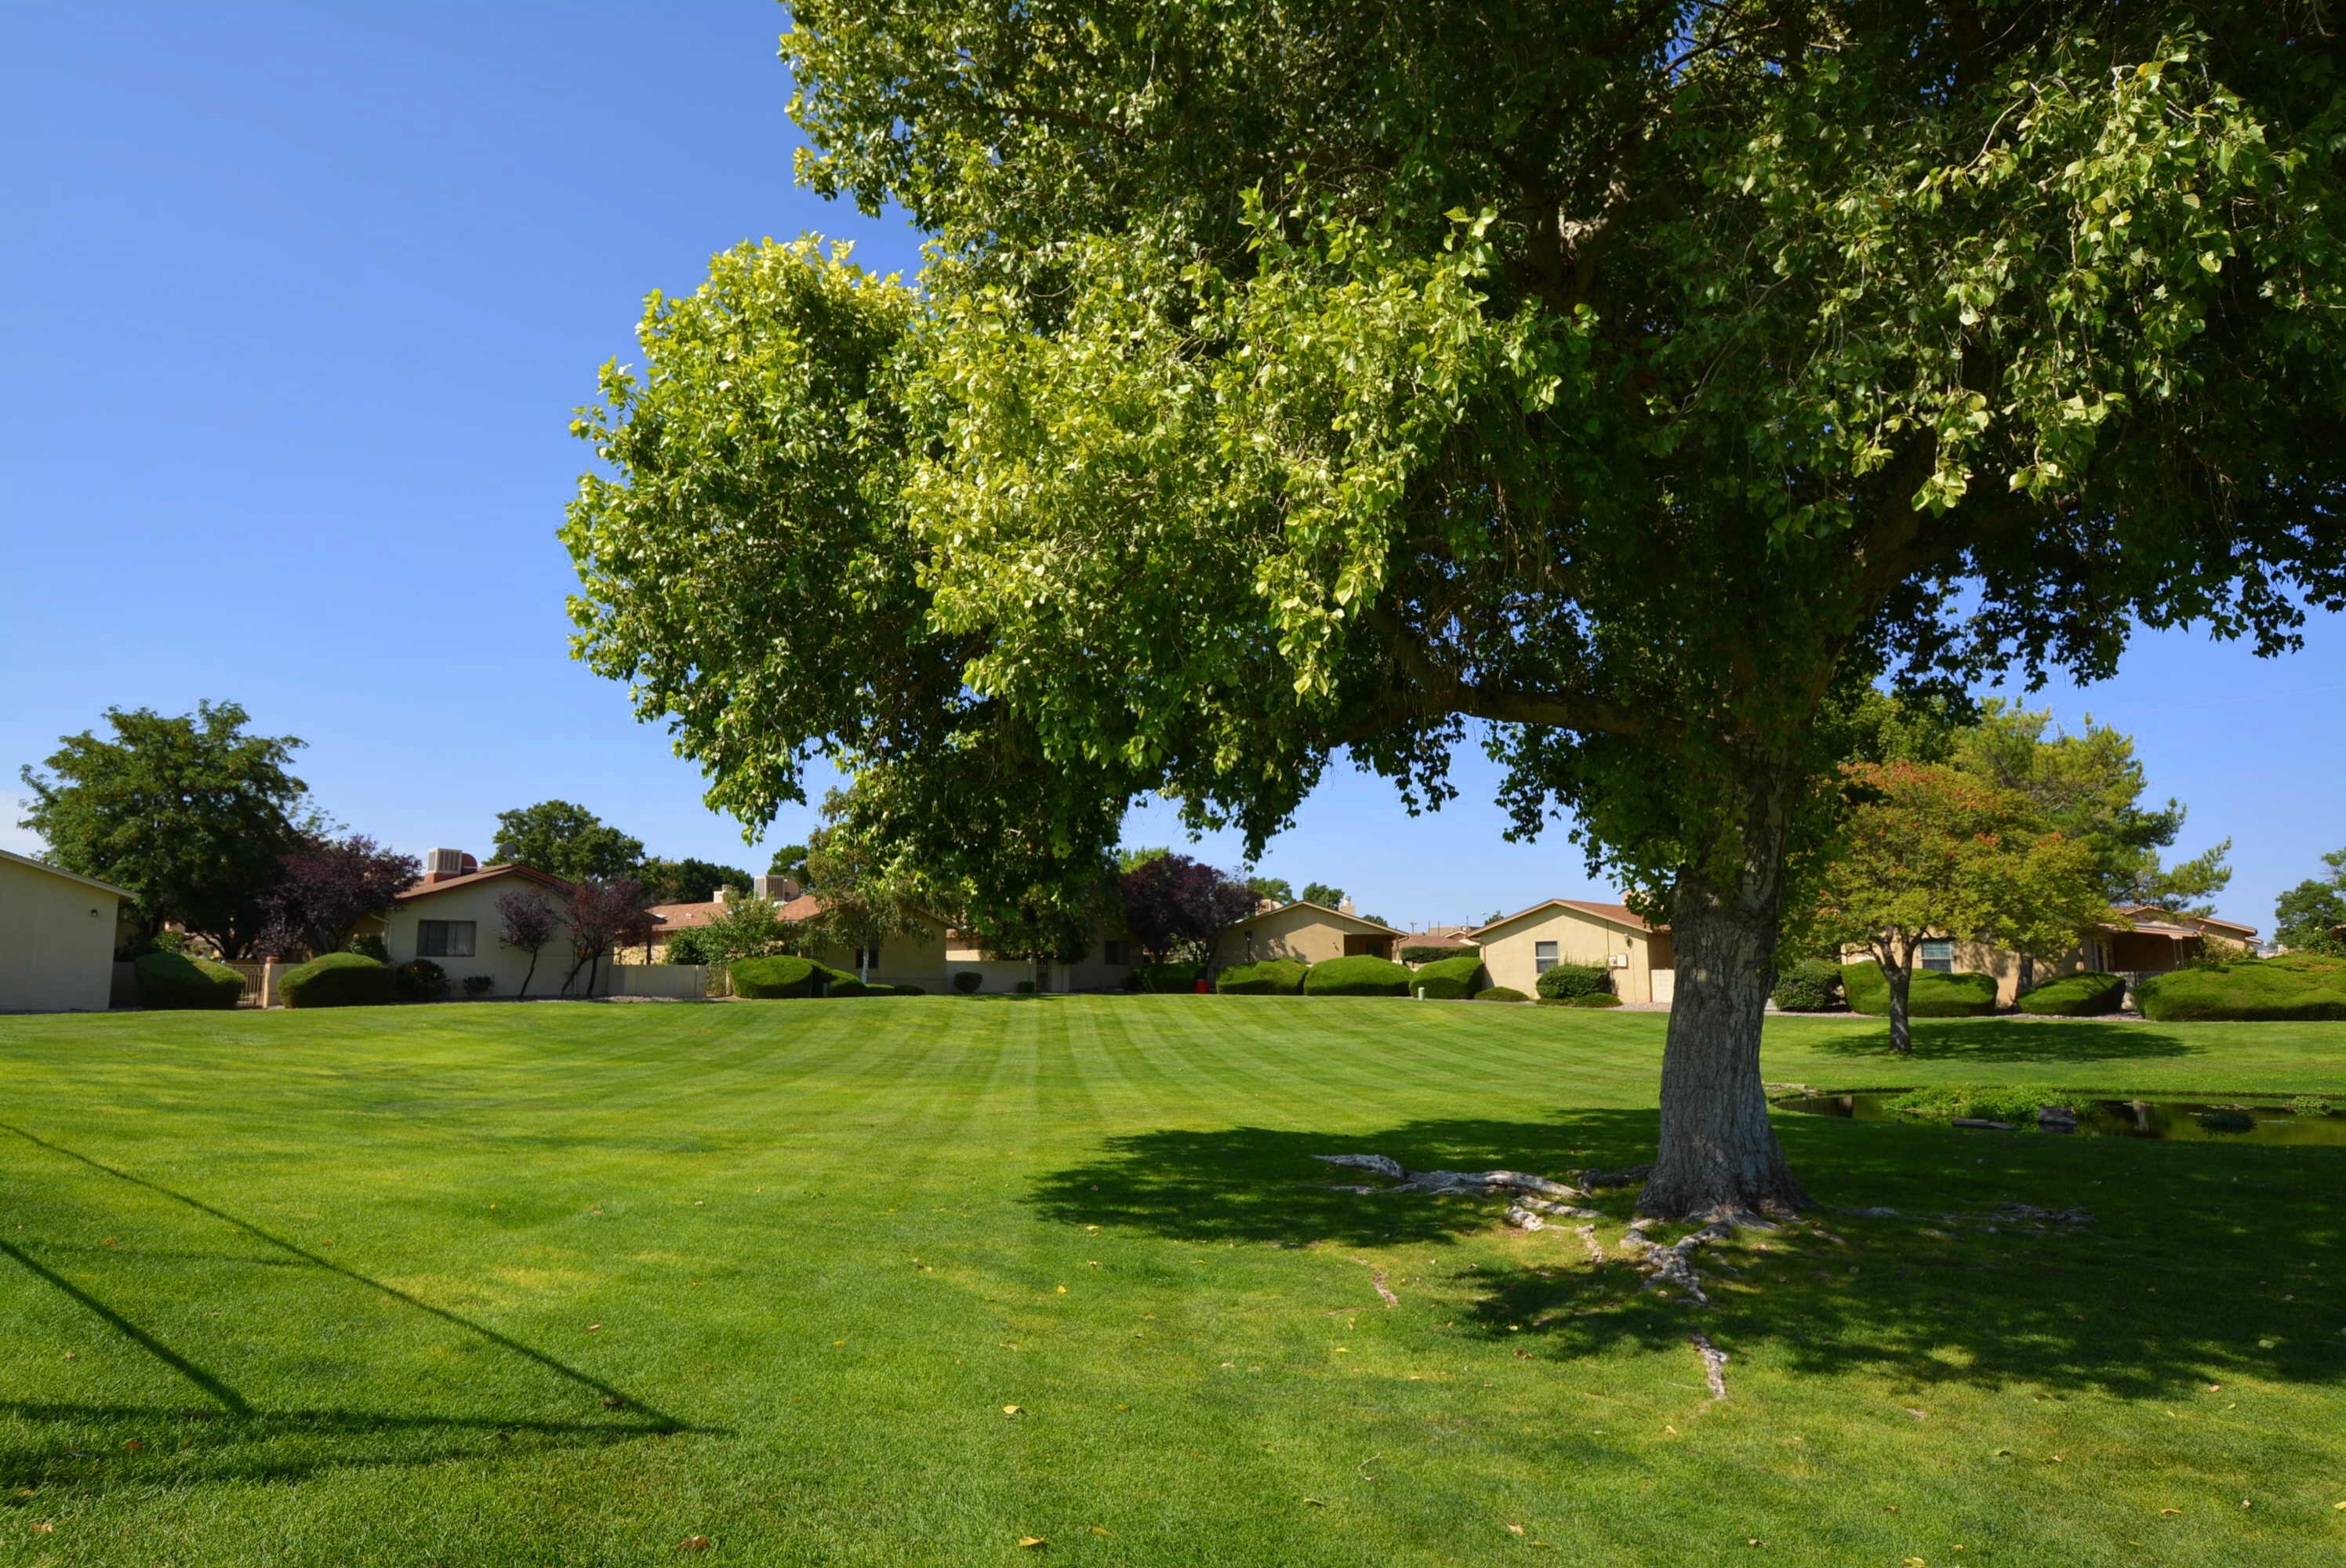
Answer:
[1469,898,1662,938]
[0,846,133,899]
[2106,904,2259,939]
[649,892,828,931]
[394,863,571,902]
[1234,899,1407,936]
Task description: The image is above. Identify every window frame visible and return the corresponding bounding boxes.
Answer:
[1533,939,1560,975]
[417,920,478,959]
[1919,938,1956,973]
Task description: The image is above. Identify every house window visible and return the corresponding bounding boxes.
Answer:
[417,920,476,958]
[1534,940,1559,975]
[854,945,881,972]
[1103,939,1128,966]
[1919,938,1955,973]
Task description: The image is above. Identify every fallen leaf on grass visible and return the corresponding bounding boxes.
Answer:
[677,1537,712,1553]
[586,1323,602,1333]
[2159,1508,2181,1515]
[1089,1526,1110,1536]
[1002,1406,1024,1417]
[1507,1523,1526,1535]
[603,1397,627,1410]
[1018,1537,1046,1549]
[31,1523,54,1534]
[122,1439,143,1452]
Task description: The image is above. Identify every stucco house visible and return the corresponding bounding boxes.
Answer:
[383,854,585,997]
[0,848,132,1013]
[1211,899,1406,969]
[1469,898,1676,1004]
[1885,905,2260,1005]
[647,875,954,991]
[942,920,1142,993]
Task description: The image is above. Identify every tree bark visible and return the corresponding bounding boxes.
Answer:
[1639,770,1810,1223]
[1885,953,1913,1054]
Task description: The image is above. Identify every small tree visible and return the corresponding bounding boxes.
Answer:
[2274,848,2346,957]
[767,843,811,885]
[699,895,797,963]
[497,888,561,1000]
[1120,855,1261,970]
[1809,762,2109,1053]
[556,877,655,997]
[1244,873,1292,905]
[260,834,421,957]
[1299,882,1346,909]
[801,811,929,982]
[492,800,645,883]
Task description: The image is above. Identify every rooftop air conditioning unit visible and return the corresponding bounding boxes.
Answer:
[425,848,471,876]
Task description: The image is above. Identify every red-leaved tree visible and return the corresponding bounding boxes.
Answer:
[557,877,656,997]
[260,835,422,958]
[497,887,563,1000]
[1118,855,1260,969]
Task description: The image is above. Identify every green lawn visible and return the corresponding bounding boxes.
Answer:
[2,997,2342,1566]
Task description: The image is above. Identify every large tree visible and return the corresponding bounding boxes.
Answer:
[18,701,312,958]
[565,5,2346,1220]
[491,800,645,883]
[1948,702,2230,913]
[799,795,932,981]
[2273,847,2346,957]
[1119,854,1259,967]
[1810,762,2108,1052]
[637,856,754,906]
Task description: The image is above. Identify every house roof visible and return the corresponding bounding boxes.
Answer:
[0,846,133,899]
[2104,904,2259,940]
[394,863,571,902]
[1469,898,1663,939]
[648,892,826,931]
[1233,900,1406,937]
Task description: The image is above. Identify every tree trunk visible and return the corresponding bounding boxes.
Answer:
[1885,955,1914,1054]
[1638,772,1809,1224]
[519,950,537,1000]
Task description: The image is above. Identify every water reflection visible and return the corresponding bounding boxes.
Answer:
[1776,1092,2346,1147]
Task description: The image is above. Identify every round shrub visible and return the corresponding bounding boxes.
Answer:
[1217,959,1309,995]
[395,958,450,1002]
[2137,954,2346,1022]
[133,950,245,1011]
[347,934,388,963]
[1122,962,1203,993]
[1014,979,1037,995]
[461,975,496,999]
[280,951,394,1009]
[1302,955,1412,997]
[830,973,870,998]
[889,984,925,997]
[732,955,822,998]
[1410,953,1487,1000]
[1839,960,1997,1018]
[1476,986,1530,1002]
[1770,958,1843,1012]
[2014,970,2125,1016]
[952,971,984,995]
[1534,963,1612,1000]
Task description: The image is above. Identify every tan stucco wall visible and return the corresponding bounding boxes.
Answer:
[1213,908,1397,968]
[0,858,124,1013]
[943,924,1134,992]
[804,919,951,991]
[383,880,583,998]
[1476,906,1664,1004]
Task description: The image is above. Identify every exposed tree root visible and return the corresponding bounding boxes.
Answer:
[1573,1225,1606,1264]
[1313,1155,1583,1201]
[1622,1219,1738,1306]
[1572,1164,1654,1190]
[1689,1334,1729,1399]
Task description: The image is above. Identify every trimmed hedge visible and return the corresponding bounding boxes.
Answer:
[2137,953,2346,1022]
[133,950,245,1011]
[1400,943,1473,964]
[1302,954,1413,996]
[1123,962,1203,993]
[1411,953,1487,1000]
[1217,959,1309,995]
[1840,960,1998,1018]
[395,958,450,1002]
[1476,986,1530,1002]
[1770,958,1843,1012]
[1534,963,1612,1000]
[953,971,984,994]
[732,955,859,998]
[280,951,394,1009]
[1540,992,1623,1008]
[2015,970,2126,1016]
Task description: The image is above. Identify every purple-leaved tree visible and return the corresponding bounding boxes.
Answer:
[1119,855,1260,972]
[497,887,563,1000]
[260,835,421,959]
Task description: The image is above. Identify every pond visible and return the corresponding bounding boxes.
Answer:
[1775,1092,2346,1147]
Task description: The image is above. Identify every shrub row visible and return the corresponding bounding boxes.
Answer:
[1122,963,1203,993]
[1476,986,1530,1002]
[133,950,245,1010]
[1839,960,1997,1018]
[1770,958,1843,1012]
[1216,959,1309,995]
[1399,943,1473,964]
[1303,955,1414,996]
[1409,954,1488,1000]
[1534,963,1612,1001]
[282,951,395,1008]
[2136,953,2346,1022]
[2013,970,2125,1016]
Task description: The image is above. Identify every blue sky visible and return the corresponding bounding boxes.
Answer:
[5,2,2338,936]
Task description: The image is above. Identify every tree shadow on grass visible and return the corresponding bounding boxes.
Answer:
[1789,1017,2201,1065]
[1034,1109,2346,1401]
[1,1123,712,1500]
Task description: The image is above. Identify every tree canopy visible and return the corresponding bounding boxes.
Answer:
[566,3,2346,1218]
[18,701,312,959]
[260,834,420,959]
[492,800,645,884]
[637,856,754,906]
[2274,847,2346,956]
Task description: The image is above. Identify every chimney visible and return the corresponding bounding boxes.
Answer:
[423,848,473,886]
[713,886,733,906]
[757,874,801,902]
[1338,895,1357,916]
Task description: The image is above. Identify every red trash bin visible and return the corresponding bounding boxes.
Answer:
[1193,978,1210,994]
